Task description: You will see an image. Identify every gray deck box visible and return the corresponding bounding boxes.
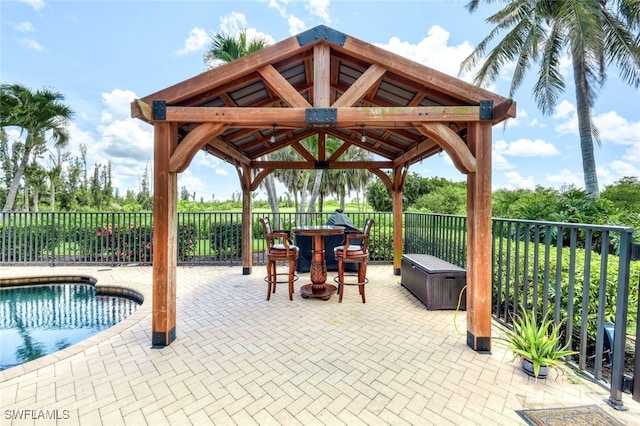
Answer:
[401,254,467,310]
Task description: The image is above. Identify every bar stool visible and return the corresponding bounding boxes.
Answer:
[333,218,374,303]
[260,217,299,300]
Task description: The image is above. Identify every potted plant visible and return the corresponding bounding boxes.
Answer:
[504,305,577,379]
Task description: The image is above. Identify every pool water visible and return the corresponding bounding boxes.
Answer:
[0,284,140,371]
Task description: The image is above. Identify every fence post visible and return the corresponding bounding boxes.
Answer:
[607,229,633,410]
[632,242,640,403]
[50,212,56,266]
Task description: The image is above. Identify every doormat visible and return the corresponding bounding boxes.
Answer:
[516,404,625,426]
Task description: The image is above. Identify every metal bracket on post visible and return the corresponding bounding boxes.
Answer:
[314,161,329,169]
[305,108,337,128]
[152,100,166,120]
[630,243,640,261]
[479,100,494,121]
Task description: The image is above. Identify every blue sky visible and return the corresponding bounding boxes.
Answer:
[2,0,639,202]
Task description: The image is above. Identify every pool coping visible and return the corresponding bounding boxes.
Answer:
[0,273,151,382]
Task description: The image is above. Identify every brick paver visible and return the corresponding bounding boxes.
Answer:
[1,265,638,425]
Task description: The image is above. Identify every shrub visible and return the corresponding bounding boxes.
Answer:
[210,223,242,258]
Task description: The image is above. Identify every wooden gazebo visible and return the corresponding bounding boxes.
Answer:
[131,25,516,352]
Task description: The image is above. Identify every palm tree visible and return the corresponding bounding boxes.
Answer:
[0,83,74,211]
[322,146,373,211]
[461,0,640,197]
[205,30,270,68]
[204,30,284,220]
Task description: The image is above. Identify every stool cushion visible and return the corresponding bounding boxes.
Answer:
[269,245,299,257]
[334,245,365,256]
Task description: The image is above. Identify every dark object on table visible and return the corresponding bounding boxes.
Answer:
[401,254,466,310]
[296,209,360,272]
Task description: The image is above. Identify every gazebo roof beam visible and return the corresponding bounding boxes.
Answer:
[153,106,488,127]
[250,160,393,169]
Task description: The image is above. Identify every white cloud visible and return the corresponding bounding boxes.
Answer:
[494,138,560,157]
[553,101,579,136]
[594,111,640,146]
[288,15,306,36]
[503,108,525,128]
[100,89,137,121]
[18,38,44,51]
[267,0,289,16]
[19,0,46,11]
[306,0,330,22]
[61,89,156,195]
[622,141,640,164]
[606,160,640,178]
[553,99,576,120]
[219,12,248,36]
[496,171,535,190]
[178,170,205,199]
[492,152,514,170]
[174,27,209,56]
[375,25,475,79]
[546,169,583,188]
[554,105,640,149]
[14,22,35,32]
[175,12,276,58]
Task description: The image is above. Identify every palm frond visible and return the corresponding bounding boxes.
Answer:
[532,23,566,114]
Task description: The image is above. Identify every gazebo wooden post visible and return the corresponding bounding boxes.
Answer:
[465,121,493,353]
[241,186,252,275]
[392,188,403,275]
[391,166,407,275]
[152,121,178,346]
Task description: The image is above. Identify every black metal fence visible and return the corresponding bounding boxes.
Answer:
[0,211,393,266]
[405,212,639,407]
[2,210,638,406]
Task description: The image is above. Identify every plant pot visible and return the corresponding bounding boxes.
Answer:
[521,357,549,379]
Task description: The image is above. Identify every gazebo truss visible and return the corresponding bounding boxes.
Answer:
[131,25,516,352]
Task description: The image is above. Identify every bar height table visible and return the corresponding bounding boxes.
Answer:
[292,225,345,300]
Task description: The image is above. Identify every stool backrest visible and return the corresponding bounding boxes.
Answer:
[361,218,374,252]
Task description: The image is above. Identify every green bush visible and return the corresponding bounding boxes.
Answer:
[0,223,52,260]
[210,223,242,257]
[493,239,639,342]
[54,222,152,262]
[368,228,393,261]
[177,223,196,260]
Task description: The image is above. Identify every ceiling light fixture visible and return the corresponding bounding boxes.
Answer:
[270,124,276,144]
[360,124,366,143]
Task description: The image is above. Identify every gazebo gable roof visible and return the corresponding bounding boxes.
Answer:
[131,25,515,175]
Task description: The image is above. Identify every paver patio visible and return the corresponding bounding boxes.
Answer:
[1,265,638,425]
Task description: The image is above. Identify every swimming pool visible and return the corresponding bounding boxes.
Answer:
[0,279,142,371]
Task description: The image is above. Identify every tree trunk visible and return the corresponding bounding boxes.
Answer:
[298,173,310,225]
[3,145,31,211]
[572,52,599,197]
[32,189,39,212]
[24,185,29,211]
[264,173,280,228]
[306,170,323,214]
[262,154,280,228]
[50,181,56,212]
